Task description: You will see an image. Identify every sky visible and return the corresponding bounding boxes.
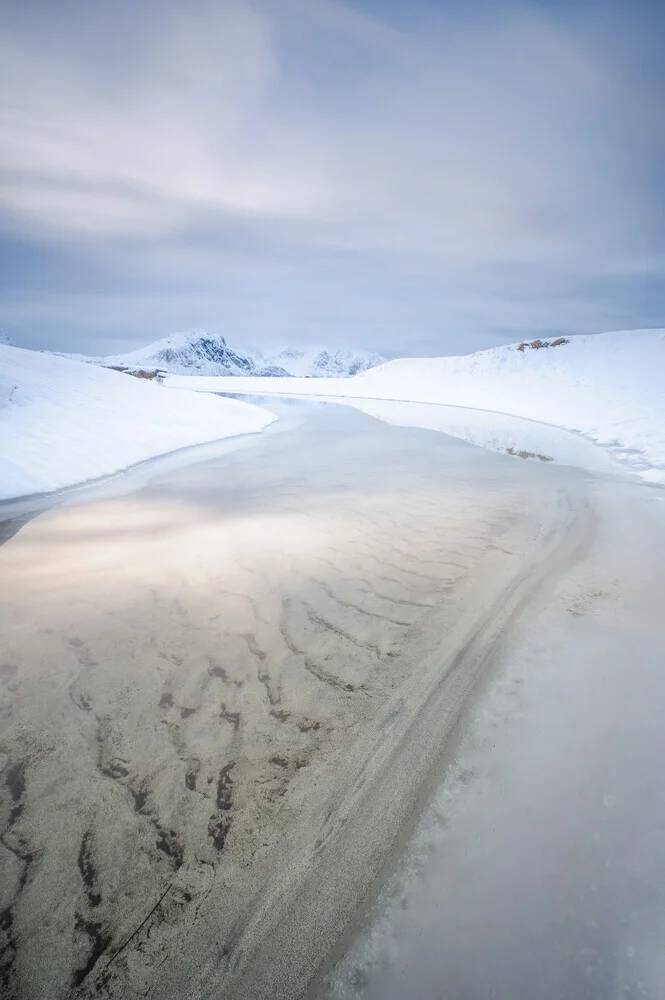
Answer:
[1,0,664,358]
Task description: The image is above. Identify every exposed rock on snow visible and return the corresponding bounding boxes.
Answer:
[0,344,276,500]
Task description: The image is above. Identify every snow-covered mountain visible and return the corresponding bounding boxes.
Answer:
[101,332,383,378]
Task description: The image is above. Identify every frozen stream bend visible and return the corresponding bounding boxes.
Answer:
[0,401,662,1000]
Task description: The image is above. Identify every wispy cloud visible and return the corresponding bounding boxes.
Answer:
[0,0,663,352]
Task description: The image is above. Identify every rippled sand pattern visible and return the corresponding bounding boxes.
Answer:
[0,408,584,999]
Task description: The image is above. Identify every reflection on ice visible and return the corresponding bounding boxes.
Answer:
[506,446,552,462]
[342,398,624,475]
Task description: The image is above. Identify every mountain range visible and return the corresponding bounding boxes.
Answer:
[99,332,383,378]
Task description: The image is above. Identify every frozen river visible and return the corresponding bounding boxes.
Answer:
[1,399,663,1000]
[319,448,665,1000]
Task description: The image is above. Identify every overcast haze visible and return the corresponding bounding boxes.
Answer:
[1,0,664,357]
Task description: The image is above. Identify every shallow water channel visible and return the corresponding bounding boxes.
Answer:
[1,400,663,1000]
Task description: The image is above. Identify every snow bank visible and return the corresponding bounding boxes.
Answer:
[0,344,276,500]
[166,330,665,483]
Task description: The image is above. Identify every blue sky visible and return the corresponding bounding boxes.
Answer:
[1,0,663,357]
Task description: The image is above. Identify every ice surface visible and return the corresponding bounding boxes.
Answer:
[328,397,624,475]
[320,479,665,1000]
[0,402,591,1000]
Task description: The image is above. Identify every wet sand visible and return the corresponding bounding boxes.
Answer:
[0,403,594,999]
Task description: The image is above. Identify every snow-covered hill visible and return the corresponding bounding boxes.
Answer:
[166,330,665,484]
[0,344,276,500]
[101,332,383,378]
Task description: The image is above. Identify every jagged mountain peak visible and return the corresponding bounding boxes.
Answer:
[102,332,383,378]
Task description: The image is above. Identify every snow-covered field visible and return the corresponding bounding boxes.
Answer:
[167,330,665,484]
[0,344,276,500]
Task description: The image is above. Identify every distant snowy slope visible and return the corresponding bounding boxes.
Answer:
[102,332,383,377]
[166,330,665,483]
[0,344,276,500]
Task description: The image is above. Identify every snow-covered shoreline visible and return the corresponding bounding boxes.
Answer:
[3,329,663,501]
[165,329,665,484]
[0,344,276,500]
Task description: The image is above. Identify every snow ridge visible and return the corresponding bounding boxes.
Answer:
[0,344,276,500]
